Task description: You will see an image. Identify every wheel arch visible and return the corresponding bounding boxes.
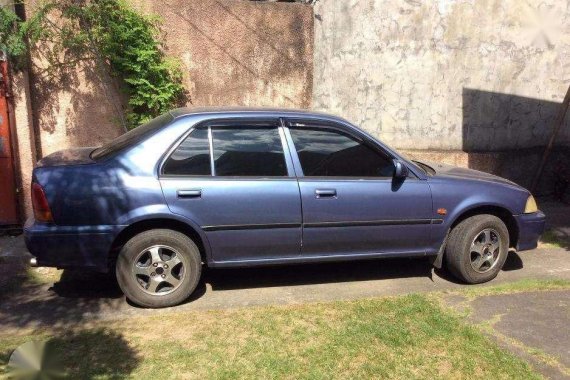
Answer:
[108,217,210,270]
[449,204,519,248]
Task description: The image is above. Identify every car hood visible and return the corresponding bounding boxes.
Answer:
[424,161,524,188]
[36,147,97,168]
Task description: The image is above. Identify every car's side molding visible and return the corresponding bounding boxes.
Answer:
[304,219,443,228]
[203,223,302,231]
[201,218,444,232]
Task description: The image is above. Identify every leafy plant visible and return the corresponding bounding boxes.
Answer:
[0,5,48,70]
[0,1,186,129]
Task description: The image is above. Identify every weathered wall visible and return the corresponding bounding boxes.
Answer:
[1,0,36,221]
[313,0,570,152]
[27,0,313,157]
[133,0,313,110]
[11,0,313,220]
[11,71,37,220]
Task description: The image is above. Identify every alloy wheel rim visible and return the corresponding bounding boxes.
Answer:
[132,245,185,296]
[470,228,501,273]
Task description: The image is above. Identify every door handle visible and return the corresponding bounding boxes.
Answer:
[177,189,202,198]
[315,189,337,198]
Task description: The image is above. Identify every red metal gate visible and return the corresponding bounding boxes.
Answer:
[0,54,19,226]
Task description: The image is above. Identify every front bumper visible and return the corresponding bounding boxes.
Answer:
[513,210,546,251]
[24,218,123,272]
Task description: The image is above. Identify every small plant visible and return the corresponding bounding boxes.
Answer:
[0,1,186,129]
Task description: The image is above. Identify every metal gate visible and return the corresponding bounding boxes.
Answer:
[0,53,19,226]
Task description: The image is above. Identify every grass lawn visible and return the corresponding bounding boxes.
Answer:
[1,291,546,379]
[539,229,570,250]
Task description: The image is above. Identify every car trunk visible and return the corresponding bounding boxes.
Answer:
[36,147,98,168]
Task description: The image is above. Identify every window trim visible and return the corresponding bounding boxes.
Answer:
[159,117,295,179]
[284,118,409,180]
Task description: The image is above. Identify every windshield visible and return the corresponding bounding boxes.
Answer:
[91,113,173,160]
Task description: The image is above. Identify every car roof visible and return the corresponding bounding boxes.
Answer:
[168,107,348,123]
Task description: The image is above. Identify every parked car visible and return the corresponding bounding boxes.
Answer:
[25,108,546,307]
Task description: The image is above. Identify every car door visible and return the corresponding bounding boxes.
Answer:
[159,118,302,264]
[285,119,433,257]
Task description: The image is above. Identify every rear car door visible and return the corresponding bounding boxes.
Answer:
[285,120,433,257]
[160,118,302,264]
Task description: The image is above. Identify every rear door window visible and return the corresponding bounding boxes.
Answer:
[162,123,288,177]
[211,127,287,177]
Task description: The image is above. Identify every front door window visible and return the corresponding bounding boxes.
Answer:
[289,127,394,178]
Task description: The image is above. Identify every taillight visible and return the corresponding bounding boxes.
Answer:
[32,182,54,223]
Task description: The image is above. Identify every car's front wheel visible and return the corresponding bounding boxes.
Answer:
[116,229,202,308]
[445,214,509,284]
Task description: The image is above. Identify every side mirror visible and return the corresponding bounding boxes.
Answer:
[393,159,409,179]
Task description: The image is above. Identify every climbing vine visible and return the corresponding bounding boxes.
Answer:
[0,1,186,129]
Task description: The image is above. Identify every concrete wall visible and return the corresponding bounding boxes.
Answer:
[313,0,570,152]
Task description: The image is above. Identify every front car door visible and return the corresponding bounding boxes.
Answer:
[160,118,302,264]
[285,119,434,258]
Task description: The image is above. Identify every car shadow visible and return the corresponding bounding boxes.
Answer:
[502,250,524,271]
[51,270,123,299]
[204,257,435,291]
[50,257,435,300]
[1,251,527,327]
[50,252,526,297]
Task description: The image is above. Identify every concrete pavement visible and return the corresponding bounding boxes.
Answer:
[446,290,570,379]
[0,238,569,329]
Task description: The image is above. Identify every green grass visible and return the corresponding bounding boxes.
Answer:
[1,294,541,379]
[448,278,570,299]
[539,229,570,249]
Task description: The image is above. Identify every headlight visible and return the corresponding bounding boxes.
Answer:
[524,195,538,213]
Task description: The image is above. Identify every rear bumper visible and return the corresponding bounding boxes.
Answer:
[24,218,123,272]
[514,211,546,251]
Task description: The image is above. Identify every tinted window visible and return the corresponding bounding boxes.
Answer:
[92,112,173,160]
[212,127,287,176]
[163,128,211,175]
[290,127,394,177]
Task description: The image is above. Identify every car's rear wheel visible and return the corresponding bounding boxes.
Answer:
[445,214,509,284]
[116,229,202,308]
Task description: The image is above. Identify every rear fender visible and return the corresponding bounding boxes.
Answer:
[115,206,213,263]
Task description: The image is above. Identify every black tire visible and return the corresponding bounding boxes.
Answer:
[445,214,509,284]
[116,229,202,308]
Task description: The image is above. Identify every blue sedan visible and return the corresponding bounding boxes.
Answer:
[25,108,546,307]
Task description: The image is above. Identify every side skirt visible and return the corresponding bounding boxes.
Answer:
[209,250,437,268]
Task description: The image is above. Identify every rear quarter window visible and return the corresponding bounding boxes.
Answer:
[162,128,211,175]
